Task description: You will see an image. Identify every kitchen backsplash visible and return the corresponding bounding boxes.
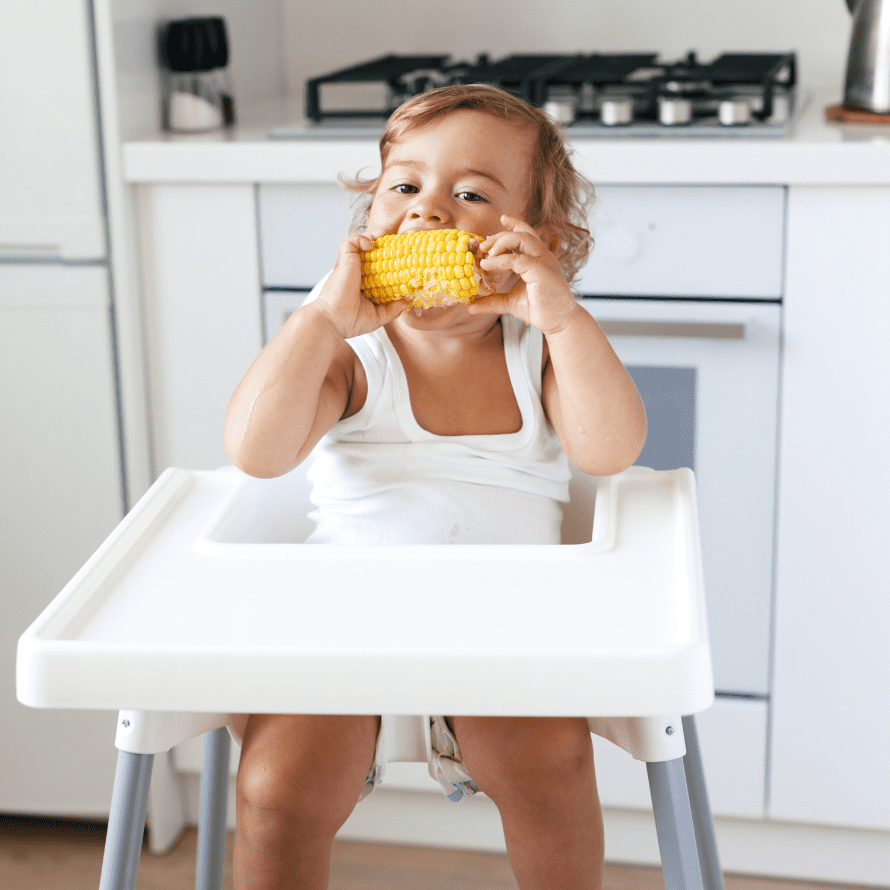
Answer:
[280,0,851,97]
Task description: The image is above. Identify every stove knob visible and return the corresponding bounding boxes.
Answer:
[658,96,692,126]
[600,98,633,126]
[543,99,576,126]
[718,98,752,126]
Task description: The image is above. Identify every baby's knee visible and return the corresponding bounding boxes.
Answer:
[236,714,376,831]
[457,717,594,805]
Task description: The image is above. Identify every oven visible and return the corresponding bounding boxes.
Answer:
[574,185,784,698]
[584,298,781,696]
[257,182,784,700]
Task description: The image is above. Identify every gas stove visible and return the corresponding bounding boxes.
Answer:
[272,51,799,139]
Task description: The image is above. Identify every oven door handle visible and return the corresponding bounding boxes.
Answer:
[597,318,752,340]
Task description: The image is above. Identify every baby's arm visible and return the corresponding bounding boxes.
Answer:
[471,216,646,476]
[224,233,404,478]
[541,310,647,476]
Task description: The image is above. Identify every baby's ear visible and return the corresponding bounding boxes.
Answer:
[535,223,562,255]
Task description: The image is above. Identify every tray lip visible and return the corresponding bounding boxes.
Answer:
[17,468,199,643]
[17,465,712,713]
[18,637,714,715]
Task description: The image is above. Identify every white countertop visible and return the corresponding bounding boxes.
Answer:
[123,90,890,186]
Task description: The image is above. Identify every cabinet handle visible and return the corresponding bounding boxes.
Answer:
[0,244,63,261]
[597,319,751,340]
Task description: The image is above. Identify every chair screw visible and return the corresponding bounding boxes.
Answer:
[665,725,674,735]
[121,719,130,728]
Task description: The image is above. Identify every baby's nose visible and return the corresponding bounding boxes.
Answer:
[409,194,450,223]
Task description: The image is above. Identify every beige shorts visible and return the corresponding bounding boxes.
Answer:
[226,714,479,804]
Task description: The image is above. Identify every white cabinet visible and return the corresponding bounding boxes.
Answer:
[1,265,122,815]
[579,186,785,298]
[769,186,890,831]
[0,0,136,818]
[259,184,354,287]
[0,1,105,259]
[135,184,263,471]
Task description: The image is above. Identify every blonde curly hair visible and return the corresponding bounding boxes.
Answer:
[341,84,595,285]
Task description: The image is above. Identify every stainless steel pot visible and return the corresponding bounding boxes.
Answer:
[843,0,890,113]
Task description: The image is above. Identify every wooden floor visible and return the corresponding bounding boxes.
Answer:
[0,815,873,890]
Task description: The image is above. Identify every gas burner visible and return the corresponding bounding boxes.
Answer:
[300,51,798,137]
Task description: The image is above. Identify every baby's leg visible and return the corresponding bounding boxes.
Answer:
[234,713,379,890]
[449,716,604,890]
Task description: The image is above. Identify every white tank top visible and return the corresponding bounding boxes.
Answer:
[304,315,571,545]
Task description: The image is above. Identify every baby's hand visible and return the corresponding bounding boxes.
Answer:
[313,233,406,340]
[469,216,578,336]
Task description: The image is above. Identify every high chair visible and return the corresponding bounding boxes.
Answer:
[17,463,723,890]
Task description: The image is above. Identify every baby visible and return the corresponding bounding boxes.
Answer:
[225,84,647,890]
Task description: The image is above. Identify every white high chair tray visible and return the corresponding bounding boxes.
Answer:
[17,466,713,718]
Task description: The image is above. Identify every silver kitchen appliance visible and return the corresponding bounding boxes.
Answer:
[843,0,890,113]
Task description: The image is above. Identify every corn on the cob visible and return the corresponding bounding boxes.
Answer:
[361,229,485,309]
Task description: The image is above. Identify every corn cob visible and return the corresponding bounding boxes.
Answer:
[361,229,485,309]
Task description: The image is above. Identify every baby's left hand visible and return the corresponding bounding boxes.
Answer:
[469,215,578,335]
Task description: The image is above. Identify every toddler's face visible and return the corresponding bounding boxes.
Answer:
[367,110,536,240]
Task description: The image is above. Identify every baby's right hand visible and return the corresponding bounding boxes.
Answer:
[312,233,406,340]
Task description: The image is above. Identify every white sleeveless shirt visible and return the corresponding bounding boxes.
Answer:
[304,315,571,545]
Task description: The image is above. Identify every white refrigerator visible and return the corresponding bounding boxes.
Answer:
[1,0,125,816]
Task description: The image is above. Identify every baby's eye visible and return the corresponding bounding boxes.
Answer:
[456,190,484,202]
[393,183,418,194]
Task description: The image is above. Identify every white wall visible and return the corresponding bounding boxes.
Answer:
[281,0,852,97]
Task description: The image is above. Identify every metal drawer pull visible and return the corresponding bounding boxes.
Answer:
[598,319,750,340]
[0,244,63,261]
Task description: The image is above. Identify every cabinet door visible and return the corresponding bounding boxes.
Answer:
[258,184,356,287]
[771,186,890,831]
[136,184,263,471]
[0,1,105,258]
[0,265,122,815]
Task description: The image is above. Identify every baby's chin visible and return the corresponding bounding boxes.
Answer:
[394,300,478,328]
[404,302,465,320]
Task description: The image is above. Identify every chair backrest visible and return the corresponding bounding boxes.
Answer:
[214,460,602,546]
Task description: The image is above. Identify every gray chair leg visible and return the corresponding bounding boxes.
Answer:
[647,758,704,890]
[99,751,154,890]
[682,715,725,890]
[196,727,231,890]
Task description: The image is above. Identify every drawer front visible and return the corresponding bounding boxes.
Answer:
[578,186,785,298]
[260,184,785,298]
[259,184,355,287]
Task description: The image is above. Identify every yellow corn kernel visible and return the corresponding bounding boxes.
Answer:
[361,229,482,309]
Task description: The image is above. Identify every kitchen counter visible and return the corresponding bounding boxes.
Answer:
[123,90,890,186]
